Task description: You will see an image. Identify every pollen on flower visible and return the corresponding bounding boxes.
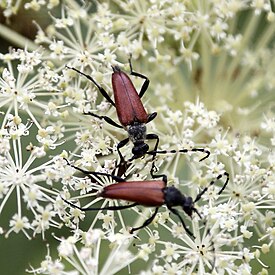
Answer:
[242,202,256,213]
[261,243,270,254]
[57,237,76,257]
[241,226,253,239]
[5,214,31,239]
[160,243,180,262]
[137,244,154,261]
[98,211,116,230]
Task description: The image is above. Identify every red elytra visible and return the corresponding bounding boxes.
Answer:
[100,180,165,207]
[112,67,148,126]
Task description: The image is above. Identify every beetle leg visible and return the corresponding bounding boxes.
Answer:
[146,112,157,123]
[168,207,195,238]
[146,133,159,145]
[113,159,131,179]
[63,158,125,182]
[129,207,159,233]
[128,58,150,99]
[194,172,229,203]
[149,158,167,183]
[144,133,159,170]
[84,112,123,129]
[66,66,116,107]
[117,138,130,163]
[150,170,168,187]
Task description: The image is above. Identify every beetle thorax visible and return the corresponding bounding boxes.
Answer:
[164,186,185,207]
[164,187,194,217]
[127,122,147,144]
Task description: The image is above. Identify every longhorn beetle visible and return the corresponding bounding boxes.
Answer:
[62,159,229,238]
[67,59,159,163]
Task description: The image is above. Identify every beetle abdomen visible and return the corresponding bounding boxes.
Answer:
[112,70,148,126]
[100,180,165,206]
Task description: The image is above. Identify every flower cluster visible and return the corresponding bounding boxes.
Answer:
[0,114,62,239]
[28,229,137,274]
[0,0,275,274]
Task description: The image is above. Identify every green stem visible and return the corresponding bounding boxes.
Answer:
[0,23,38,51]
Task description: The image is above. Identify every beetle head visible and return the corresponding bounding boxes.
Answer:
[132,142,149,158]
[182,196,195,217]
[182,197,202,219]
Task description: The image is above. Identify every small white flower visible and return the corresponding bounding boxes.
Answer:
[160,243,180,262]
[224,34,243,56]
[58,236,76,257]
[49,40,68,60]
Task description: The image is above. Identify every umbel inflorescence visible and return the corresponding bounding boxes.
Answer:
[0,1,275,274]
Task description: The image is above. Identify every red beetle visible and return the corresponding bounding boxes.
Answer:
[67,59,158,162]
[62,160,229,238]
[67,61,211,164]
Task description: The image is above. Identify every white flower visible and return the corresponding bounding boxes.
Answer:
[1,1,275,274]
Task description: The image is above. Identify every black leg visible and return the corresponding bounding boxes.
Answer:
[64,158,125,182]
[128,57,150,99]
[113,158,132,179]
[150,169,167,186]
[169,207,195,238]
[117,138,130,163]
[66,66,115,107]
[145,133,160,172]
[144,136,167,185]
[147,112,157,123]
[145,134,159,150]
[194,172,229,203]
[129,207,159,233]
[84,111,123,129]
[192,207,202,219]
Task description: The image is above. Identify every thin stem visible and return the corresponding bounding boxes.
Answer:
[0,23,38,51]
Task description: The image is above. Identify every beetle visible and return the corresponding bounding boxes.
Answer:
[62,159,229,238]
[67,59,159,163]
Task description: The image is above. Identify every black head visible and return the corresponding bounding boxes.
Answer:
[182,196,195,217]
[183,196,202,219]
[111,65,121,72]
[132,142,149,158]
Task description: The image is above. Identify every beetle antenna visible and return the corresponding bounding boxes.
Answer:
[66,65,116,107]
[147,147,210,162]
[62,196,138,212]
[194,171,229,203]
[193,207,202,219]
